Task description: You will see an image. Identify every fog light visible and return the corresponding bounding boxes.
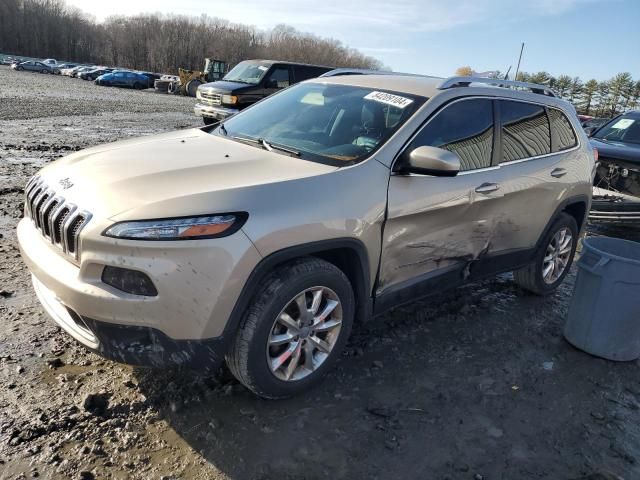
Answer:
[102,266,158,296]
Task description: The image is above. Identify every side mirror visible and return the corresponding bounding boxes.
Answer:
[583,126,596,137]
[398,146,461,177]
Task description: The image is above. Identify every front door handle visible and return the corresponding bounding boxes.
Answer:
[550,167,567,178]
[475,182,500,194]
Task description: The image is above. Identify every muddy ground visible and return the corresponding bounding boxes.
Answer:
[1,65,640,480]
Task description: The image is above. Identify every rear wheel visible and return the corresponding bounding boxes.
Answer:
[41,69,49,74]
[226,257,355,399]
[513,213,578,295]
[16,66,23,71]
[133,82,143,90]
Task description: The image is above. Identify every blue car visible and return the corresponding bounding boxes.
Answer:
[95,71,150,89]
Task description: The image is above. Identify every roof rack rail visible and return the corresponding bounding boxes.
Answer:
[438,76,556,97]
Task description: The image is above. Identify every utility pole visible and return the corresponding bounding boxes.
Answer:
[514,42,525,81]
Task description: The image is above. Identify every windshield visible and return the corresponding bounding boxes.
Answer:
[223,61,270,85]
[593,114,640,145]
[214,83,425,165]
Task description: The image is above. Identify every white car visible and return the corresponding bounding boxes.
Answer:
[42,59,58,66]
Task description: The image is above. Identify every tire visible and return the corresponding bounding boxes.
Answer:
[41,69,49,74]
[185,79,203,97]
[226,257,355,399]
[16,66,23,71]
[513,212,578,295]
[202,117,216,126]
[133,82,143,90]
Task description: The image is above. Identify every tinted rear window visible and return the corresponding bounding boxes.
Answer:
[549,108,578,151]
[500,100,551,162]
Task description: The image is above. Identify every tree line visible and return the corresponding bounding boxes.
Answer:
[0,0,382,74]
[515,71,640,118]
[455,67,640,118]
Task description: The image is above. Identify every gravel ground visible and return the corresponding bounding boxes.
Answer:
[2,65,640,480]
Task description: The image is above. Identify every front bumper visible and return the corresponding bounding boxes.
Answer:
[193,103,239,121]
[32,275,226,369]
[17,217,262,368]
[589,187,640,224]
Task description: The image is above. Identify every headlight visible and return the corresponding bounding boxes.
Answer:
[196,89,202,100]
[222,94,238,105]
[103,213,247,240]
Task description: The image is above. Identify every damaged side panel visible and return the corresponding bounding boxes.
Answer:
[378,172,504,294]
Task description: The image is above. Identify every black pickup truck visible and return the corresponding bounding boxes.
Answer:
[589,110,640,225]
[193,59,333,124]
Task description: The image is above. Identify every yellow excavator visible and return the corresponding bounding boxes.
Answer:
[167,58,227,97]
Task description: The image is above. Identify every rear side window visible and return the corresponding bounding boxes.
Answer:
[266,67,290,88]
[549,108,578,151]
[293,66,328,82]
[500,100,551,162]
[409,98,494,171]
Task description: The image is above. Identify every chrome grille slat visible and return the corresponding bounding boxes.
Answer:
[201,91,221,105]
[23,176,92,262]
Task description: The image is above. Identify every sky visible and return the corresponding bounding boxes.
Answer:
[65,0,639,81]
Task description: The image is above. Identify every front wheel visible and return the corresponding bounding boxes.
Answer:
[513,212,578,295]
[41,69,49,74]
[226,257,355,399]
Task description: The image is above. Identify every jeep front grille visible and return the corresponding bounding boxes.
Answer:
[24,176,92,262]
[200,91,221,105]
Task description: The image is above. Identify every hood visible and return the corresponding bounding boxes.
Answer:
[37,128,336,220]
[590,138,640,165]
[200,80,257,93]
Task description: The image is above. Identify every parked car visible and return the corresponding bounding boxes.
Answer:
[18,75,594,398]
[72,66,95,78]
[11,60,57,74]
[94,70,150,89]
[0,56,20,66]
[139,72,161,86]
[582,117,609,132]
[194,59,334,124]
[61,65,85,76]
[80,67,113,81]
[55,63,78,74]
[42,58,58,66]
[589,111,640,224]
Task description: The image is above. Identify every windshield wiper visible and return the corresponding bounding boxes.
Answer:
[230,135,300,156]
[224,78,253,84]
[219,123,228,136]
[260,138,300,156]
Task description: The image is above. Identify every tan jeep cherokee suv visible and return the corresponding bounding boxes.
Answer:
[18,75,595,398]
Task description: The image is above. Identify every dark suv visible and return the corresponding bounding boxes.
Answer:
[589,110,640,224]
[194,59,333,124]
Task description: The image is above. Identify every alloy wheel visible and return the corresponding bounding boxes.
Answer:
[542,227,573,284]
[266,286,342,382]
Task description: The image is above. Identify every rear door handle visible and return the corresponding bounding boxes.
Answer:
[550,167,567,178]
[475,182,500,194]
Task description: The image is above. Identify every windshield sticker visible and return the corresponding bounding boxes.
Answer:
[364,91,414,109]
[257,65,268,71]
[611,118,635,129]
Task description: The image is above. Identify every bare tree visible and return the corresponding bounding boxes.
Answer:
[0,0,382,73]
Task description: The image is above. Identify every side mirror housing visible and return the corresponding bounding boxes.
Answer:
[397,145,461,177]
[583,126,597,137]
